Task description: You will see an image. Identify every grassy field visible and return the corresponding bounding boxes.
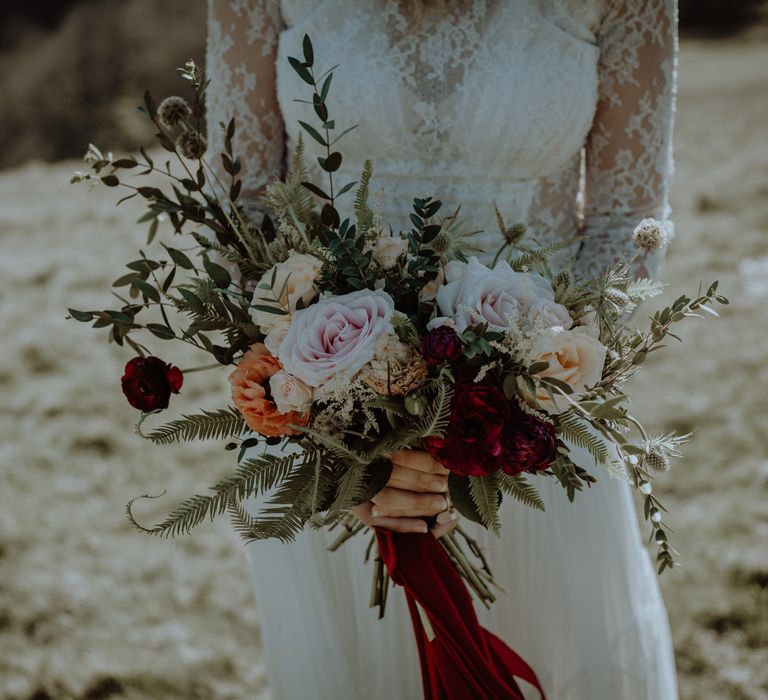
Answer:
[1,37,766,700]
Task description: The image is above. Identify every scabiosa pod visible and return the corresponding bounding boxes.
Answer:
[632,218,669,253]
[157,96,192,129]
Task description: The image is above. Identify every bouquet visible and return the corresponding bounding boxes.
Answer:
[69,35,727,699]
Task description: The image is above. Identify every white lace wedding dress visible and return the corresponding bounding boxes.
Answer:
[206,1,680,698]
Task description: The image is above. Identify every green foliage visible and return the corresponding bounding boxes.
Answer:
[469,473,502,534]
[125,450,305,537]
[136,406,246,445]
[556,410,612,465]
[354,159,375,235]
[498,474,545,511]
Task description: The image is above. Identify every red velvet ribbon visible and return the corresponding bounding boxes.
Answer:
[375,528,546,700]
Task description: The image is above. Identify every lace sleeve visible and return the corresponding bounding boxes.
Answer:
[205,0,286,210]
[575,0,678,281]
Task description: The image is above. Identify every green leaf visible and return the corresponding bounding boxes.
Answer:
[68,308,94,322]
[146,323,176,340]
[144,89,157,120]
[288,57,314,85]
[101,175,120,187]
[133,279,161,302]
[320,72,333,102]
[203,257,232,289]
[448,474,484,525]
[301,180,331,200]
[297,120,327,147]
[177,287,205,314]
[162,244,194,270]
[302,34,314,66]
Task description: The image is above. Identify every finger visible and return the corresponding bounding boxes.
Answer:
[371,487,448,516]
[431,518,459,539]
[388,464,448,494]
[369,516,429,534]
[390,450,449,475]
[436,507,459,525]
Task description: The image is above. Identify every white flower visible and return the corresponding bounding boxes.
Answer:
[278,289,395,387]
[632,218,669,253]
[269,371,313,414]
[529,327,608,414]
[436,256,560,332]
[264,318,291,356]
[372,235,407,270]
[251,252,323,333]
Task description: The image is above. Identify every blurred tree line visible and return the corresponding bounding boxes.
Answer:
[0,0,765,170]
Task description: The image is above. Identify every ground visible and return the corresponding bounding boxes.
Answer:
[0,36,766,700]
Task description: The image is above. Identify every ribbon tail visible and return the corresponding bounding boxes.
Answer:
[375,528,546,700]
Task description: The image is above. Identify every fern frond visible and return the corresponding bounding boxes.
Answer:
[294,427,370,469]
[418,381,453,439]
[136,406,246,445]
[498,474,545,511]
[627,277,666,301]
[354,159,375,234]
[469,474,501,534]
[557,411,612,464]
[125,450,303,537]
[328,464,367,517]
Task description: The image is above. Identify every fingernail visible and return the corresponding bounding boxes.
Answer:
[431,479,447,492]
[415,522,428,533]
[433,496,448,511]
[371,508,380,517]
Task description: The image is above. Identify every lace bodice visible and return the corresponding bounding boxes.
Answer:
[206,0,677,279]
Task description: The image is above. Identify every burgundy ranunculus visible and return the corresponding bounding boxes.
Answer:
[420,326,463,365]
[121,356,183,412]
[424,376,511,476]
[502,403,557,476]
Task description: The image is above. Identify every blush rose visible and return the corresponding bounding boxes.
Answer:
[278,289,395,387]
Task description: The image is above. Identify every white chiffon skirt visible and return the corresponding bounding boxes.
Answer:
[242,441,679,700]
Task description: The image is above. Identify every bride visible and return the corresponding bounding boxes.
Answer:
[206,1,679,698]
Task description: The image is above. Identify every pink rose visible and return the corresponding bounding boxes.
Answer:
[436,257,556,332]
[278,289,395,387]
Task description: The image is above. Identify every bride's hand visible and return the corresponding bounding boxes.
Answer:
[352,450,460,538]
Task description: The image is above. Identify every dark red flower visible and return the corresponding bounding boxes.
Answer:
[502,404,557,476]
[420,326,463,366]
[424,376,511,476]
[121,356,183,412]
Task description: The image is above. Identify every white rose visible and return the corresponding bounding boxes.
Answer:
[251,252,323,333]
[530,327,608,414]
[372,235,407,270]
[264,318,291,356]
[269,370,313,415]
[436,256,556,332]
[529,299,574,330]
[278,289,395,387]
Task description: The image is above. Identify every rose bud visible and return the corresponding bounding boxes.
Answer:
[420,326,463,365]
[121,356,183,412]
[502,405,557,476]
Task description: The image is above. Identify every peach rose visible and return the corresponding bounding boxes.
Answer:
[531,327,607,414]
[228,343,309,436]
